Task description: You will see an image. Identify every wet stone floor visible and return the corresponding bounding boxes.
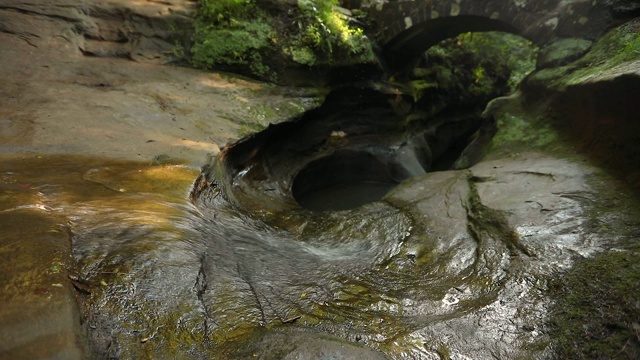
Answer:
[3,150,632,359]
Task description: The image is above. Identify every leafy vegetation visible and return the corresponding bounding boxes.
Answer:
[191,0,275,79]
[405,32,537,116]
[288,0,373,66]
[190,0,374,81]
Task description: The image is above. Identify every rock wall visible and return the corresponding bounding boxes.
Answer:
[0,0,196,63]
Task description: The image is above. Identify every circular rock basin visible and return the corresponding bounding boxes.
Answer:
[291,150,400,211]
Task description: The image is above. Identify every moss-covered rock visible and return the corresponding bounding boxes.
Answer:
[536,38,592,69]
[550,249,640,359]
[190,0,376,83]
[481,18,640,358]
[526,18,640,90]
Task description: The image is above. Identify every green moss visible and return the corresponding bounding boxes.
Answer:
[191,0,375,78]
[191,18,274,75]
[574,21,640,71]
[546,166,640,358]
[537,38,592,68]
[488,112,561,155]
[287,0,374,66]
[191,0,275,79]
[290,46,317,66]
[453,155,470,169]
[436,344,451,360]
[549,250,640,358]
[532,20,640,88]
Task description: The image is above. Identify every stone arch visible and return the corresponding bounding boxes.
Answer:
[365,0,619,73]
[380,15,527,72]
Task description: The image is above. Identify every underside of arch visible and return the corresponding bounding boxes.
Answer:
[381,15,527,73]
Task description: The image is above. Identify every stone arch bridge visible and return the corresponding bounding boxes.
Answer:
[355,0,640,71]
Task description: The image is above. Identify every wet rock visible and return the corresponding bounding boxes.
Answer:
[0,205,86,359]
[477,22,640,356]
[520,19,640,176]
[3,2,638,359]
[228,331,390,359]
[176,19,640,359]
[190,138,606,359]
[536,38,592,69]
[202,85,489,213]
[0,1,316,357]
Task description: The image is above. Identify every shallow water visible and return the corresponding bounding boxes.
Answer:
[0,154,613,359]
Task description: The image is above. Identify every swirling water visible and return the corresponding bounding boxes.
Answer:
[0,154,606,359]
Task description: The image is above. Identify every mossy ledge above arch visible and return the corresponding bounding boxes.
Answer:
[190,0,376,83]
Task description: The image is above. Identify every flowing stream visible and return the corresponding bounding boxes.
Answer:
[0,75,614,359]
[0,129,607,360]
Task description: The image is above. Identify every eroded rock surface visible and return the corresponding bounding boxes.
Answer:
[0,0,318,165]
[182,143,603,358]
[0,0,196,63]
[172,17,640,358]
[1,1,639,359]
[0,0,315,358]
